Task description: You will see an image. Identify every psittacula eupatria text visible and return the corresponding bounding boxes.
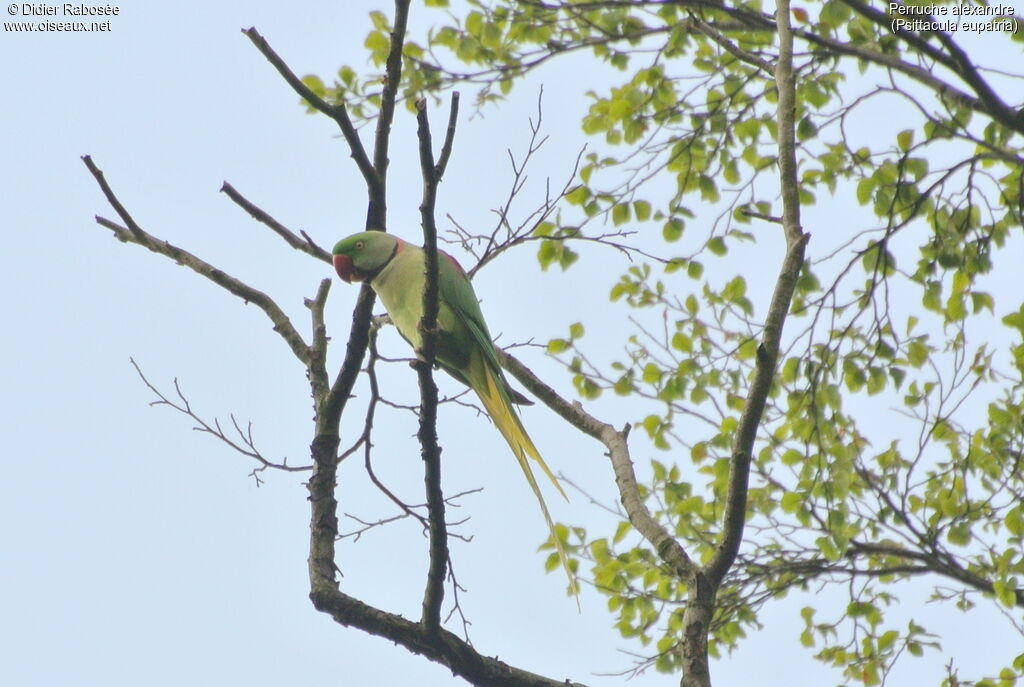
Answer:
[332,231,576,598]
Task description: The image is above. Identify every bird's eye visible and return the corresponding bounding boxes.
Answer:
[355,241,364,250]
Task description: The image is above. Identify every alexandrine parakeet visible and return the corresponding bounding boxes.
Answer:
[332,231,576,598]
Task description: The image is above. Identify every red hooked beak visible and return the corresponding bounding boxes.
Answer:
[333,253,356,283]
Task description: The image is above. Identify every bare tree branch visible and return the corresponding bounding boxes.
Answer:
[414,94,460,635]
[242,27,382,209]
[368,0,412,229]
[706,0,809,588]
[83,156,314,368]
[221,181,332,263]
[435,93,461,179]
[306,278,333,407]
[687,10,773,75]
[498,350,699,585]
[310,588,592,687]
[130,358,312,476]
[838,0,1024,135]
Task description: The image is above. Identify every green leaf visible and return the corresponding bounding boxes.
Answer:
[301,74,326,97]
[612,202,631,226]
[993,577,1018,607]
[663,218,684,242]
[547,338,570,354]
[816,535,841,560]
[575,374,602,399]
[613,375,634,395]
[722,275,746,301]
[691,442,707,462]
[698,175,720,202]
[364,30,391,65]
[559,247,579,271]
[533,221,554,237]
[878,630,899,651]
[565,185,590,206]
[369,10,389,31]
[1002,308,1024,333]
[481,23,502,50]
[907,339,929,367]
[537,239,556,270]
[1006,505,1024,536]
[465,10,483,36]
[781,491,802,513]
[778,450,802,466]
[633,200,652,221]
[857,177,875,205]
[971,291,994,314]
[589,538,611,563]
[947,522,971,546]
[897,128,914,151]
[782,357,800,383]
[797,116,818,141]
[707,237,727,256]
[642,363,662,383]
[612,520,631,544]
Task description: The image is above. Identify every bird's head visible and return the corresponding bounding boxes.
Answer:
[331,231,399,283]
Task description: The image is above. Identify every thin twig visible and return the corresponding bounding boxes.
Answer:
[221,181,331,262]
[242,28,380,197]
[688,11,774,75]
[130,358,311,475]
[83,156,313,368]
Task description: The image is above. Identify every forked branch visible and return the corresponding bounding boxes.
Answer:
[82,155,314,369]
[414,93,461,634]
[86,2,595,684]
[242,27,381,209]
[130,357,312,480]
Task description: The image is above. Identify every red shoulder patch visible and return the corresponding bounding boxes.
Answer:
[440,250,467,277]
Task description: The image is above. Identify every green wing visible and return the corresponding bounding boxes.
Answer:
[436,254,508,394]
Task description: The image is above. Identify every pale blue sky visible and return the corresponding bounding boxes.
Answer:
[3,2,1020,686]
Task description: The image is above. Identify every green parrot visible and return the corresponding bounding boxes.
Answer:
[332,230,576,598]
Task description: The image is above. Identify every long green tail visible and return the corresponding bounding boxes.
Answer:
[477,365,579,603]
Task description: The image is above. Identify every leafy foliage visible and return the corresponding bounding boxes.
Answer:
[303,1,1024,684]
